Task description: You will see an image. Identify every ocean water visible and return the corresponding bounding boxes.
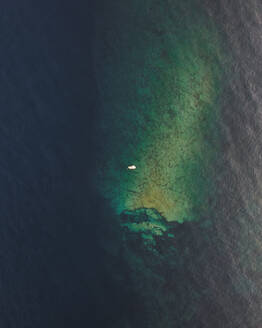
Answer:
[0,1,99,327]
[1,1,262,328]
[92,0,262,327]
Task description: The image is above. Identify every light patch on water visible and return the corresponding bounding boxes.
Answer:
[94,0,225,223]
[127,165,136,170]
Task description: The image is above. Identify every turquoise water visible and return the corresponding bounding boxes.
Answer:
[94,0,226,223]
[92,0,262,327]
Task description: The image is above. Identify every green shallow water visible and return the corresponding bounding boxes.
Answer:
[94,0,227,223]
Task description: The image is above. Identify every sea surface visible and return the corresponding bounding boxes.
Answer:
[92,0,262,327]
[1,1,262,328]
[0,1,99,327]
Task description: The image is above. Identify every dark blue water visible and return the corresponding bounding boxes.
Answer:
[0,1,105,327]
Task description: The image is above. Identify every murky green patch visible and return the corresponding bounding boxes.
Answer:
[121,208,170,246]
[94,0,226,224]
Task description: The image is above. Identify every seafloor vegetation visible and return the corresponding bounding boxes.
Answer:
[94,0,226,224]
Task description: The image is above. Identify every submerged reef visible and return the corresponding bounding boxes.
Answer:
[95,197,217,328]
[120,208,171,247]
[94,0,226,223]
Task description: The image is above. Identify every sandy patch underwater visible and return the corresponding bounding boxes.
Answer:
[93,0,226,223]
